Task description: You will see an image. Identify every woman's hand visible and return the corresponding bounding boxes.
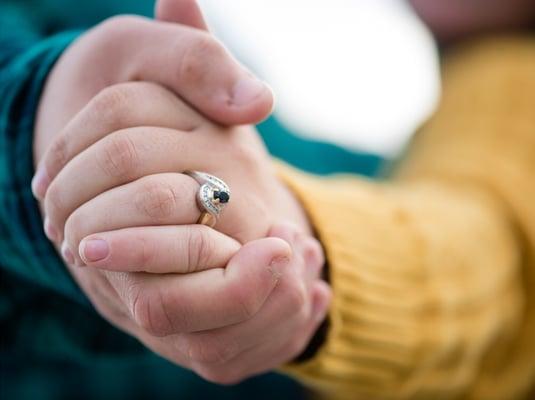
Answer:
[37,81,311,264]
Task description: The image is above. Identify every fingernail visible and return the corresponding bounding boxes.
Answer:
[269,255,290,280]
[61,242,74,265]
[31,167,50,199]
[43,217,57,241]
[80,239,109,262]
[231,76,269,106]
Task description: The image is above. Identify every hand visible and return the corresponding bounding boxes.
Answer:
[32,0,274,197]
[151,224,331,384]
[34,75,324,386]
[73,223,330,384]
[37,81,311,265]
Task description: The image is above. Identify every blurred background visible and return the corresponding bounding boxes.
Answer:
[1,0,440,159]
[4,0,533,162]
[198,0,440,158]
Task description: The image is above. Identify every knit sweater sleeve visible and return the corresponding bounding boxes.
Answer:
[277,36,535,400]
[0,2,86,302]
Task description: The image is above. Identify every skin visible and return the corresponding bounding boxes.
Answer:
[33,3,274,180]
[38,81,312,257]
[31,0,331,384]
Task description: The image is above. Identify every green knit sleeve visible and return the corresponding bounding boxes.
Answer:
[0,7,87,304]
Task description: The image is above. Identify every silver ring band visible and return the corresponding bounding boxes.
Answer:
[184,170,231,228]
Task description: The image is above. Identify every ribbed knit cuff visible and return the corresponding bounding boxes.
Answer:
[276,162,419,398]
[0,30,87,304]
[274,161,521,399]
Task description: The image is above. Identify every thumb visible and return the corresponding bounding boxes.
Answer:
[155,0,209,30]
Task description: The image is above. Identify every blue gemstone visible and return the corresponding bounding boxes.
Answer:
[213,190,230,204]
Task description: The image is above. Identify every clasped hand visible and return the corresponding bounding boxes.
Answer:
[31,0,331,384]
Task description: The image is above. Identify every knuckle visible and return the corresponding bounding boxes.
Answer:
[90,16,149,56]
[137,235,155,267]
[97,15,147,42]
[46,135,69,175]
[231,139,258,168]
[44,183,64,224]
[132,285,173,337]
[91,85,135,129]
[178,33,226,85]
[302,237,325,271]
[185,225,214,272]
[63,211,84,250]
[282,277,307,314]
[134,178,178,220]
[97,132,140,178]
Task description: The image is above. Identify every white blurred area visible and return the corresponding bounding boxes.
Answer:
[198,0,441,157]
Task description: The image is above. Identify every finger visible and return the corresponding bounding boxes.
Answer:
[62,173,200,251]
[103,16,273,125]
[45,127,256,245]
[193,280,331,385]
[269,223,325,282]
[308,280,332,331]
[233,281,331,380]
[106,237,292,336]
[178,253,311,365]
[267,223,306,278]
[79,225,240,273]
[155,0,209,31]
[32,82,203,200]
[296,235,326,282]
[176,227,315,366]
[44,127,190,243]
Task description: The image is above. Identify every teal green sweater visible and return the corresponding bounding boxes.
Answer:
[0,1,382,398]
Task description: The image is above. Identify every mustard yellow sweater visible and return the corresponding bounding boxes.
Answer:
[279,36,535,400]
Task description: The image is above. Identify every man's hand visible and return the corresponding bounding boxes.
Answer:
[32,0,273,198]
[71,223,330,384]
